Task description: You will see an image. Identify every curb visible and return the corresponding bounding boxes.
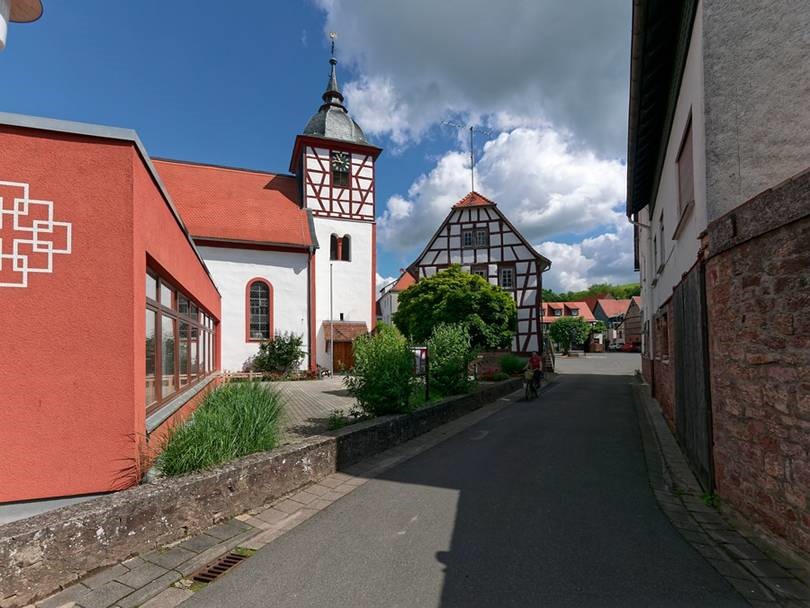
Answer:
[632,380,810,607]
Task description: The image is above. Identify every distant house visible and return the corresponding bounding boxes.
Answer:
[620,296,642,345]
[540,301,598,350]
[407,191,551,354]
[592,299,631,346]
[377,271,416,325]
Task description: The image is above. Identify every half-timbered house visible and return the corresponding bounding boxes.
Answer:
[407,192,551,354]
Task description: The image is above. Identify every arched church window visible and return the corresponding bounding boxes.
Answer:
[330,234,351,261]
[330,234,339,260]
[246,279,273,341]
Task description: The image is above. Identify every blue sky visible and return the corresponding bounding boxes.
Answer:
[2,1,636,291]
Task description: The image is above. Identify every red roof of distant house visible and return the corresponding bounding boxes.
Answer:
[452,191,497,208]
[540,301,596,323]
[153,159,312,248]
[391,271,416,292]
[631,295,642,308]
[596,298,631,318]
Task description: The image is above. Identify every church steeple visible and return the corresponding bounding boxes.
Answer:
[301,32,368,145]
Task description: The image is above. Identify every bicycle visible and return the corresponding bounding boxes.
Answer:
[523,368,539,400]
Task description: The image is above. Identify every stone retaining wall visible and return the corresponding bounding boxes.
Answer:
[0,378,521,607]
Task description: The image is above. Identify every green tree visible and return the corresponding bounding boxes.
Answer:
[248,332,305,373]
[548,316,591,355]
[394,265,517,350]
[428,323,476,396]
[592,320,607,335]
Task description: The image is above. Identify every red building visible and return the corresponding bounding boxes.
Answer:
[0,113,221,503]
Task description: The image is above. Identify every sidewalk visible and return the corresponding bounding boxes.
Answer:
[634,381,810,606]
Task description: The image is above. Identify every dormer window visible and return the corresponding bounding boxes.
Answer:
[553,309,562,317]
[331,151,350,188]
[570,308,579,316]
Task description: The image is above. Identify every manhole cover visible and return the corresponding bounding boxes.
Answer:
[191,552,248,584]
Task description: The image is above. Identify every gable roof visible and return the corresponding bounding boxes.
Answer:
[540,301,596,323]
[391,271,416,292]
[596,298,632,318]
[153,159,314,249]
[453,191,497,208]
[408,192,551,273]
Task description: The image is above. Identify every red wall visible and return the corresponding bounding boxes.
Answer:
[0,126,220,502]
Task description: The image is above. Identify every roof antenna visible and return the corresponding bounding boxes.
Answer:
[441,121,493,193]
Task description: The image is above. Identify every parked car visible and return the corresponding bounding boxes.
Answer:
[607,342,622,352]
[619,342,641,353]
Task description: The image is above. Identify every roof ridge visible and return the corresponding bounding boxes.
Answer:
[152,157,296,179]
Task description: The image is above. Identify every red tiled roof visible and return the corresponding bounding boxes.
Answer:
[540,301,596,323]
[391,271,416,292]
[597,299,631,318]
[323,321,369,342]
[452,191,497,208]
[631,295,642,308]
[153,159,312,248]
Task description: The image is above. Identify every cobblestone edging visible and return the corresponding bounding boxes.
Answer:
[633,382,810,607]
[0,378,524,607]
[29,382,545,608]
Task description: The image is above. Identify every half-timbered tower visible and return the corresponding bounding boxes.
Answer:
[289,51,382,371]
[407,192,551,354]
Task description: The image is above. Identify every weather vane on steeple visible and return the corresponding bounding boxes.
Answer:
[330,31,337,58]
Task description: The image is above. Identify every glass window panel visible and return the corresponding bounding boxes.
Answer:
[178,294,189,316]
[190,325,199,377]
[145,309,157,406]
[201,330,207,376]
[179,322,190,386]
[160,283,173,308]
[161,316,176,398]
[189,303,198,321]
[146,274,157,301]
[249,282,270,340]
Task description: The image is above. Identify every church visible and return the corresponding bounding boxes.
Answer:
[0,51,378,503]
[155,52,380,373]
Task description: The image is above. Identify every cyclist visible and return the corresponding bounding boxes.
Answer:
[526,351,543,394]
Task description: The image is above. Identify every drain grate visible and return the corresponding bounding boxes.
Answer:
[191,552,248,584]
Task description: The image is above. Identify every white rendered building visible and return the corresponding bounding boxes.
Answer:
[156,53,380,372]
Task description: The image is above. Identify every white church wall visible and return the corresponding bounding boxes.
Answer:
[312,217,373,368]
[197,246,310,372]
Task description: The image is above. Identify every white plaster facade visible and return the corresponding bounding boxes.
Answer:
[378,289,399,325]
[637,2,708,356]
[197,246,310,372]
[311,216,374,369]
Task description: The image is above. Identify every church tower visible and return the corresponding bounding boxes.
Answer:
[289,38,382,370]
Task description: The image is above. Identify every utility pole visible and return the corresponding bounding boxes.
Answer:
[330,262,334,375]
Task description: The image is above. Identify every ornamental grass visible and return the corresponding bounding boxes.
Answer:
[157,381,284,477]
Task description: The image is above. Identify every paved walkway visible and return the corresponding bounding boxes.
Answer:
[181,373,749,607]
[265,376,354,442]
[554,351,641,375]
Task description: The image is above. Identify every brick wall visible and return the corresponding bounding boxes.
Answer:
[705,174,810,554]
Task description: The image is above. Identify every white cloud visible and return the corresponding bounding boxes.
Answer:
[538,222,638,292]
[315,0,631,156]
[376,272,396,294]
[378,125,626,253]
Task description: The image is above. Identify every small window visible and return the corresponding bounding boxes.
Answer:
[475,228,488,248]
[331,151,350,188]
[553,308,562,316]
[160,283,173,308]
[330,234,351,261]
[146,273,157,301]
[677,117,694,213]
[248,280,272,341]
[570,309,579,316]
[462,230,474,248]
[471,265,487,279]
[499,266,514,290]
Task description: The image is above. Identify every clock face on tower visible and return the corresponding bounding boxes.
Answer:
[331,151,350,172]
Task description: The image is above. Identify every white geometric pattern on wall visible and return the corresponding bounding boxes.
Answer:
[0,180,72,288]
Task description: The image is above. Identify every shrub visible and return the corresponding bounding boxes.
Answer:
[248,332,305,373]
[428,323,476,396]
[493,371,510,381]
[157,382,283,476]
[344,323,414,416]
[549,316,591,354]
[499,354,527,376]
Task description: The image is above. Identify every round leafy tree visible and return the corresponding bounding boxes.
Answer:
[393,265,517,350]
[548,316,591,354]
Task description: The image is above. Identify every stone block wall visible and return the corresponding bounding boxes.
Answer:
[651,299,677,430]
[705,170,810,555]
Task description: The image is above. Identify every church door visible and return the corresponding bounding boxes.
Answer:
[333,342,354,371]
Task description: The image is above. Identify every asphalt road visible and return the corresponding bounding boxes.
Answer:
[182,373,746,608]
